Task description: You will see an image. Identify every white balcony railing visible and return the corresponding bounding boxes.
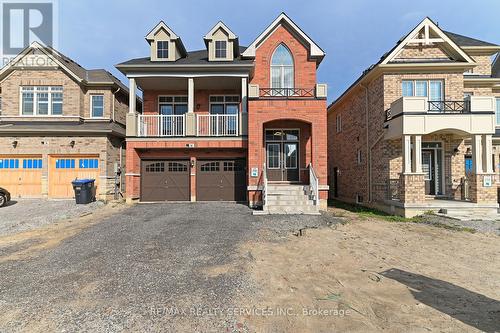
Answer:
[138,114,185,137]
[196,114,239,136]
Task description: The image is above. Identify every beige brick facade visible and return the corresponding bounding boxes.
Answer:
[0,53,130,200]
[328,21,500,216]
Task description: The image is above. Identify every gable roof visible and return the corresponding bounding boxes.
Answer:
[204,21,237,40]
[329,18,485,111]
[381,17,474,65]
[0,42,131,95]
[145,21,187,57]
[241,12,325,64]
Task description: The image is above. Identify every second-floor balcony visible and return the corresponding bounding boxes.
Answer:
[135,113,241,138]
[384,96,496,139]
[249,84,327,99]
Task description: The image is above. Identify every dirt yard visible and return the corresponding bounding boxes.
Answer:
[237,208,500,333]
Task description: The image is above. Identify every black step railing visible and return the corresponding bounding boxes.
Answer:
[428,100,470,113]
[259,87,315,98]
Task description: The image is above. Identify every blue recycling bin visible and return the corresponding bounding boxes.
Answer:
[72,179,95,204]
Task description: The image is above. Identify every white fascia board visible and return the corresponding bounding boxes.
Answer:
[381,17,475,65]
[204,21,237,40]
[145,21,179,40]
[242,13,324,58]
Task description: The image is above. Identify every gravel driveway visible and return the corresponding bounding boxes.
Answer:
[0,202,336,332]
[0,199,105,236]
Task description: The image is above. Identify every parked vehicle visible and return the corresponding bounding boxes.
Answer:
[0,187,11,207]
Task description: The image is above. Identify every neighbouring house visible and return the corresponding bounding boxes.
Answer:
[0,42,139,200]
[328,18,500,217]
[117,13,328,214]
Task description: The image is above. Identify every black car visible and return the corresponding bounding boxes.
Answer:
[0,187,11,207]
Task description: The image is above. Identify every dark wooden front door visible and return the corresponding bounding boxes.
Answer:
[265,129,300,182]
[141,160,190,201]
[422,150,435,195]
[196,159,246,201]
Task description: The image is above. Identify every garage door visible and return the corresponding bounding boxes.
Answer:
[141,160,190,202]
[0,155,42,198]
[197,159,246,201]
[49,155,100,198]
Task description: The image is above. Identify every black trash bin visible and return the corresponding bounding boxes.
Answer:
[72,179,95,204]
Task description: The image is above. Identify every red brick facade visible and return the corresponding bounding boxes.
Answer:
[124,18,328,207]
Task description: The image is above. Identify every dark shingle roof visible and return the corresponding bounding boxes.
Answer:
[444,31,498,47]
[117,46,253,68]
[43,46,129,91]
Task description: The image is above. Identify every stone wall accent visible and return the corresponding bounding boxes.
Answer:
[395,44,450,60]
[468,173,497,204]
[0,68,129,125]
[399,173,426,204]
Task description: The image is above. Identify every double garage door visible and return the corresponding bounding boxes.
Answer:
[141,159,246,202]
[0,155,99,198]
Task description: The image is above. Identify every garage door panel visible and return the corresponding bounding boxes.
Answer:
[49,156,100,198]
[197,159,246,202]
[0,156,42,198]
[141,160,190,202]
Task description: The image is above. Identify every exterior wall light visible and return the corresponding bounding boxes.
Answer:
[70,140,75,148]
[12,140,18,148]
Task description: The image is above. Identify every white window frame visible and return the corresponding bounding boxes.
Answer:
[20,86,63,116]
[266,143,281,169]
[157,41,169,59]
[270,44,294,90]
[401,80,444,100]
[214,40,227,59]
[90,94,105,118]
[496,97,500,126]
[209,95,240,114]
[336,114,342,133]
[158,95,188,115]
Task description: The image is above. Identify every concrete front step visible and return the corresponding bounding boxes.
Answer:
[267,190,307,195]
[267,194,312,201]
[266,205,320,215]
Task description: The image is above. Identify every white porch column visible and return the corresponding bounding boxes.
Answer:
[412,135,422,173]
[241,77,248,113]
[129,78,136,114]
[188,78,194,113]
[472,134,483,174]
[403,135,412,174]
[482,134,493,173]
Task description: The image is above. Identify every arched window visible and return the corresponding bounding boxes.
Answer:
[271,44,294,92]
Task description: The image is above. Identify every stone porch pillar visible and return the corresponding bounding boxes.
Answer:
[469,134,496,204]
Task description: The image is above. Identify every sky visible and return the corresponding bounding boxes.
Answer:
[56,0,500,102]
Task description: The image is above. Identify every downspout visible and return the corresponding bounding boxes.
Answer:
[361,84,370,202]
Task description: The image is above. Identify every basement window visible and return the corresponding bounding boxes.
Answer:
[356,194,364,204]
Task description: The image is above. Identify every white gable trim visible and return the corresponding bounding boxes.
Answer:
[0,41,83,83]
[242,13,324,59]
[381,18,475,65]
[204,21,237,40]
[145,21,179,41]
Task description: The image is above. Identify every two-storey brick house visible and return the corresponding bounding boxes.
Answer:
[118,13,328,214]
[328,18,500,217]
[0,42,137,200]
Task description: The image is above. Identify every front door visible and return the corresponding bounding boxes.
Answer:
[265,129,299,182]
[422,150,435,195]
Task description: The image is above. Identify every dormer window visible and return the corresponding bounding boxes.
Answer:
[215,41,227,59]
[157,41,169,59]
